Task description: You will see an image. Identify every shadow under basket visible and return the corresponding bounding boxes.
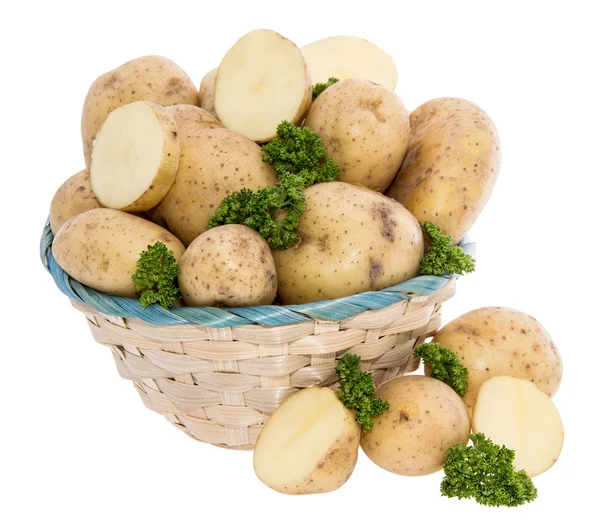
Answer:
[41,221,472,449]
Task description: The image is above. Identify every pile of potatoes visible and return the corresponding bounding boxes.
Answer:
[254,306,564,494]
[49,28,500,309]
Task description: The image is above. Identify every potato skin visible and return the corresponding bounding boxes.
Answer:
[386,97,501,242]
[150,109,276,245]
[81,56,199,166]
[273,181,424,304]
[305,79,410,191]
[179,225,277,307]
[198,68,217,115]
[433,306,563,411]
[361,376,470,476]
[49,169,102,234]
[167,103,220,127]
[52,208,184,298]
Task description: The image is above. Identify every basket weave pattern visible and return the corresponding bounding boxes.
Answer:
[41,221,467,448]
[71,279,454,448]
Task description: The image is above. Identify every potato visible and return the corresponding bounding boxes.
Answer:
[81,55,199,166]
[305,79,410,191]
[254,387,360,495]
[273,181,424,304]
[473,376,564,477]
[361,376,470,476]
[52,208,184,298]
[150,106,276,245]
[214,29,312,142]
[166,103,220,127]
[198,68,217,115]
[90,101,180,211]
[432,306,563,411]
[386,97,501,242]
[49,169,102,234]
[301,36,397,91]
[179,225,277,307]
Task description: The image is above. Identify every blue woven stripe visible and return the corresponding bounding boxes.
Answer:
[41,221,472,327]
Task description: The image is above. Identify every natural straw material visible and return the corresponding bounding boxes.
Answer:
[41,220,467,448]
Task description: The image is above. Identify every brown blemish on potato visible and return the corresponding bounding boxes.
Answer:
[369,260,383,281]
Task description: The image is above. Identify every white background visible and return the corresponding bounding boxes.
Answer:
[1,1,598,529]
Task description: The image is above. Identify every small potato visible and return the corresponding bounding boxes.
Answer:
[386,97,501,242]
[179,225,277,307]
[81,56,199,166]
[150,106,277,245]
[433,306,563,411]
[52,208,184,298]
[254,387,360,495]
[198,68,217,114]
[361,376,470,476]
[49,169,102,234]
[305,79,410,191]
[273,181,424,304]
[473,376,564,477]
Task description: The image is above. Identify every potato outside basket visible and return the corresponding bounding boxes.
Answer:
[41,220,475,449]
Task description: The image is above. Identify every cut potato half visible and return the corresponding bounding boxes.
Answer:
[90,101,180,211]
[253,387,360,495]
[214,29,311,142]
[472,376,564,477]
[302,36,398,91]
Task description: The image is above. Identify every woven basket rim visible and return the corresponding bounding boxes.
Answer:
[41,220,475,328]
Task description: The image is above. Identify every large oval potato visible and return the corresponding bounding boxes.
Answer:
[150,106,277,245]
[273,181,424,304]
[81,56,199,166]
[52,208,184,298]
[433,306,563,411]
[49,169,103,234]
[254,387,360,494]
[305,79,410,191]
[361,376,470,476]
[179,225,277,307]
[386,97,501,242]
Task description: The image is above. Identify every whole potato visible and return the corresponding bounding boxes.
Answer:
[49,169,102,234]
[305,79,410,191]
[52,208,184,298]
[198,68,217,115]
[179,225,277,307]
[150,106,277,245]
[274,182,424,304]
[433,306,563,411]
[81,56,199,166]
[386,97,501,242]
[361,375,470,476]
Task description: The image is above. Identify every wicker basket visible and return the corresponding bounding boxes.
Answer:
[41,221,472,448]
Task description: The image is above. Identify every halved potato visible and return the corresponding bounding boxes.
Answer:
[472,376,564,477]
[301,36,397,91]
[214,29,311,142]
[253,387,360,495]
[90,101,180,211]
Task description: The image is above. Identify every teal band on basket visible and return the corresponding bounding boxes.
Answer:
[41,220,475,327]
